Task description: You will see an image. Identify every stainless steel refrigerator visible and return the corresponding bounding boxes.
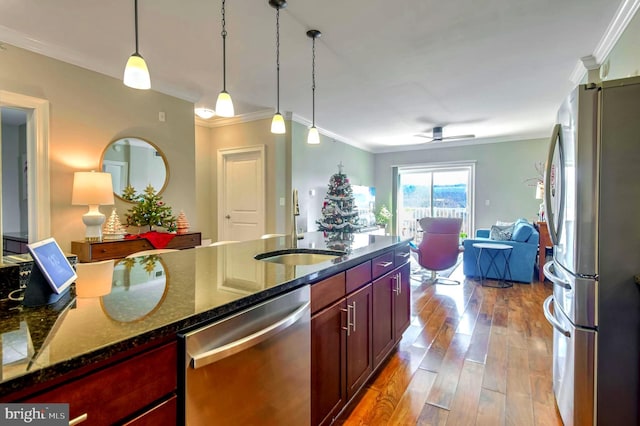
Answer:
[542,76,640,426]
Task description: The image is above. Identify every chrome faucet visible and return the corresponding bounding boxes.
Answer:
[292,189,300,247]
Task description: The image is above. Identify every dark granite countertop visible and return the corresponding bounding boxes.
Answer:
[0,232,409,397]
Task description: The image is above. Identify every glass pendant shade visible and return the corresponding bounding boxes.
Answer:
[124,53,151,90]
[215,91,235,117]
[307,126,320,144]
[271,113,286,134]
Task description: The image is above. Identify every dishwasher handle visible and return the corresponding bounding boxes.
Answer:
[191,300,310,369]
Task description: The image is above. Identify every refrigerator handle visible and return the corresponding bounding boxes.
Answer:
[543,261,571,290]
[544,123,564,246]
[543,295,571,337]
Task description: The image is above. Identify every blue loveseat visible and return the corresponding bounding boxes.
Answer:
[462,219,539,283]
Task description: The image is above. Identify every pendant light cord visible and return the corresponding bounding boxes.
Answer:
[275,8,281,114]
[221,0,227,91]
[134,0,140,54]
[311,36,316,126]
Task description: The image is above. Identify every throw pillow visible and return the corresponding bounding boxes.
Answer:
[495,220,515,227]
[512,222,533,242]
[490,224,514,241]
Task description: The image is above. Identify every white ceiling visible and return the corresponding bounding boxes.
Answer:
[0,0,633,152]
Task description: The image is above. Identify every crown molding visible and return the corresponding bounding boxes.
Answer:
[290,113,372,152]
[570,0,640,84]
[195,109,295,128]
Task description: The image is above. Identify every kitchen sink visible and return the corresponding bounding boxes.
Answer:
[255,249,345,265]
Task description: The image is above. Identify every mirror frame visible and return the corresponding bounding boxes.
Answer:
[100,136,170,203]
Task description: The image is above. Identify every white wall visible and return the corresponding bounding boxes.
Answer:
[603,8,640,80]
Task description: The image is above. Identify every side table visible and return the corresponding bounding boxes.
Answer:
[473,242,513,288]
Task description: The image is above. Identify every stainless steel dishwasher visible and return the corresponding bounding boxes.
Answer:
[178,285,310,426]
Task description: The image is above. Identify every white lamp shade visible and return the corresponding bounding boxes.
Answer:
[123,53,151,90]
[307,126,320,145]
[72,172,115,206]
[215,91,235,117]
[271,113,286,134]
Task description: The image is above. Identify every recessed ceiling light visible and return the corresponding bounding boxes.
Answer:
[194,108,216,119]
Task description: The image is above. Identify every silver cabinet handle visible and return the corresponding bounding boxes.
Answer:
[341,306,351,336]
[191,301,310,369]
[392,274,399,294]
[542,295,571,337]
[69,413,88,425]
[377,261,393,268]
[399,252,410,258]
[543,261,571,290]
[352,301,357,333]
[397,272,402,295]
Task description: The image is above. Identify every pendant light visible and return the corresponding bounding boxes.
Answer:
[123,0,151,90]
[269,0,287,134]
[215,0,235,117]
[306,29,321,145]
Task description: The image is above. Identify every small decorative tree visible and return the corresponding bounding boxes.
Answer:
[103,208,127,240]
[176,210,190,235]
[375,204,392,228]
[125,184,176,232]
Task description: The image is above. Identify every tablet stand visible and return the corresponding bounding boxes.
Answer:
[22,263,72,308]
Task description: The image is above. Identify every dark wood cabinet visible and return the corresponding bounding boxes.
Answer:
[311,299,347,426]
[345,283,373,400]
[21,342,177,426]
[71,232,201,262]
[311,243,410,425]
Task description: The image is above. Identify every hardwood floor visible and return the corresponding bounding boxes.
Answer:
[338,266,563,426]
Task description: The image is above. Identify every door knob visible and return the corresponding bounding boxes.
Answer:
[225,215,231,219]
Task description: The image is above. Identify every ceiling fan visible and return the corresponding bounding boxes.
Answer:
[415,126,475,143]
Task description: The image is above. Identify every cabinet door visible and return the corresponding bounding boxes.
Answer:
[372,271,395,368]
[346,283,373,400]
[311,299,347,426]
[394,263,411,342]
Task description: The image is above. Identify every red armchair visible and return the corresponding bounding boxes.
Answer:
[410,217,463,285]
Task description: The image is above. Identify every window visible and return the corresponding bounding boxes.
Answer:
[397,163,475,242]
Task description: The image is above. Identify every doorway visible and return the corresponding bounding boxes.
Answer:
[397,163,475,243]
[217,145,266,241]
[0,91,51,251]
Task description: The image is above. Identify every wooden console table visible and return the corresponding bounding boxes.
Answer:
[71,232,201,262]
[536,222,552,281]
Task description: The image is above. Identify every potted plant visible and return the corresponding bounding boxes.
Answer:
[375,204,392,229]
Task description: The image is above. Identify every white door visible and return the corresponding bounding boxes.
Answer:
[217,146,265,241]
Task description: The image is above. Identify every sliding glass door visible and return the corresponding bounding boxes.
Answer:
[397,163,474,243]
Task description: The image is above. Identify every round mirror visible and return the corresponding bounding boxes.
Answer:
[100,256,169,323]
[100,137,169,202]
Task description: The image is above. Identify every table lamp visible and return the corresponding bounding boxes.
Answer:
[72,171,115,242]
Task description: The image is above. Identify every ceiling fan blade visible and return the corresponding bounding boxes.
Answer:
[441,134,475,140]
[413,134,434,140]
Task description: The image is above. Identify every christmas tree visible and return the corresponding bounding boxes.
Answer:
[317,162,361,235]
[103,208,127,240]
[125,184,176,232]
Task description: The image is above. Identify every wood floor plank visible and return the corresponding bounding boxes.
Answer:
[476,388,506,426]
[506,346,531,396]
[505,392,535,426]
[444,359,484,426]
[416,403,448,426]
[387,369,437,425]
[532,400,563,426]
[425,332,472,409]
[483,333,508,393]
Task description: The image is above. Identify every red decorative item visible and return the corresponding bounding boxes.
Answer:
[125,231,176,249]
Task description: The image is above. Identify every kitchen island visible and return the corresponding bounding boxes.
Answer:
[0,232,410,425]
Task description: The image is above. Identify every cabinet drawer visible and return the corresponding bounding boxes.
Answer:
[123,394,177,426]
[346,260,372,293]
[311,273,346,314]
[394,244,411,267]
[25,342,177,426]
[372,252,395,280]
